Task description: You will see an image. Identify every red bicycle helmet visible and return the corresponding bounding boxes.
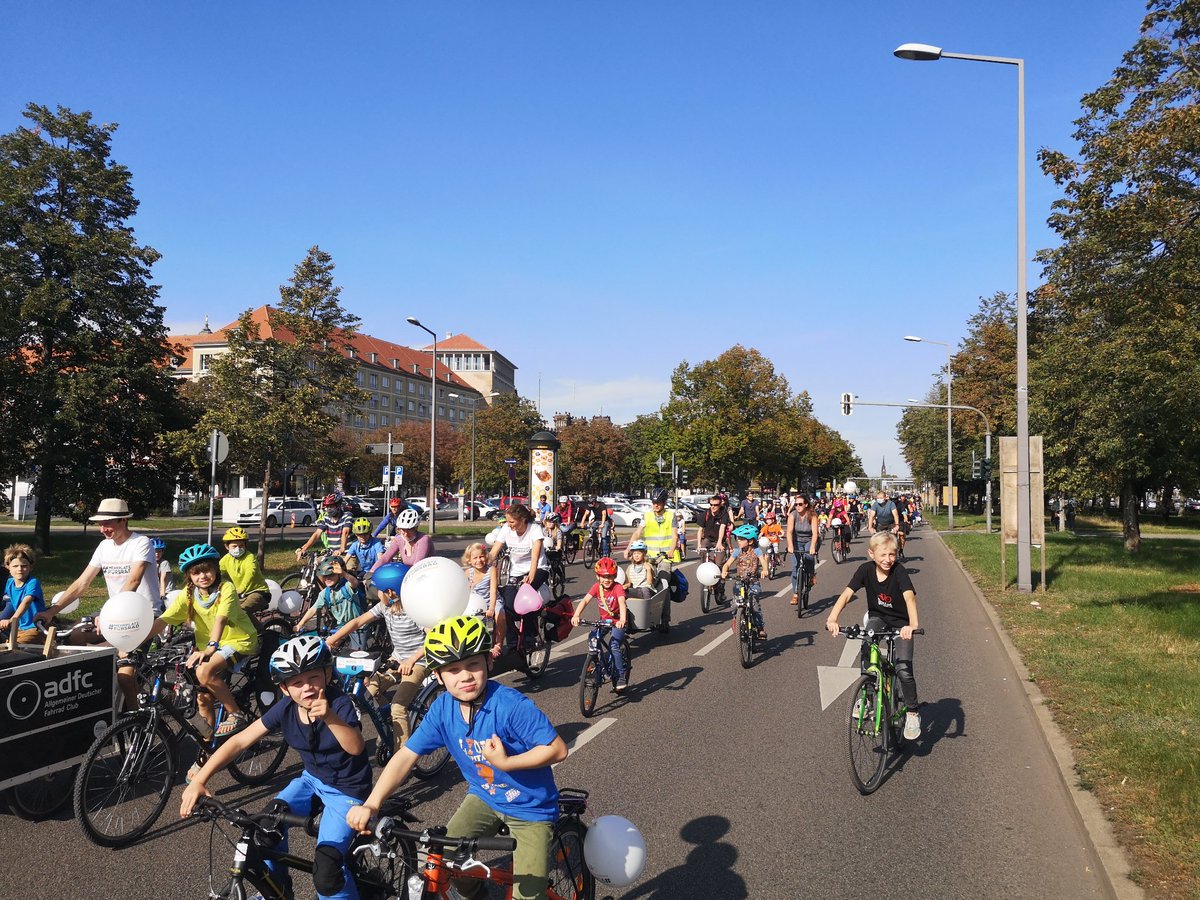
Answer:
[594,557,618,577]
[322,493,341,508]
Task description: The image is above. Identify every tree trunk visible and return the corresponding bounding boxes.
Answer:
[257,460,271,566]
[1121,479,1141,553]
[32,462,54,553]
[1161,483,1172,524]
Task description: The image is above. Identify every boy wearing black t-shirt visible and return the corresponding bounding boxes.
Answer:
[825,530,923,740]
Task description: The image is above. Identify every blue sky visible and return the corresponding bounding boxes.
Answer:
[4,1,1147,479]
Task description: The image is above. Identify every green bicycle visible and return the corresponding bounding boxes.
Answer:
[839,623,924,794]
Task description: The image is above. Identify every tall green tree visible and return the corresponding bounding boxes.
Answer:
[187,247,366,561]
[621,414,669,493]
[450,394,544,495]
[0,104,192,550]
[557,418,630,495]
[1036,0,1200,551]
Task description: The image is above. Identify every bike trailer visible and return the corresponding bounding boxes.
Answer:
[0,644,116,791]
[625,576,670,633]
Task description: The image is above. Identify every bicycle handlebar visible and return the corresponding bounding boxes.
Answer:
[577,619,614,629]
[375,818,517,854]
[838,625,925,639]
[193,796,316,835]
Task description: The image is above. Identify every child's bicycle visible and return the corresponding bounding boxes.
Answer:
[764,541,783,580]
[72,644,285,847]
[794,553,816,619]
[838,623,925,794]
[577,619,632,718]
[697,547,727,613]
[192,794,405,900]
[365,788,597,899]
[731,579,763,669]
[334,651,450,778]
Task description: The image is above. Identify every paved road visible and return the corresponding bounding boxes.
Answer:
[0,526,1116,898]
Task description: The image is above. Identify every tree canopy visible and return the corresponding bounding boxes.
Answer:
[0,104,191,550]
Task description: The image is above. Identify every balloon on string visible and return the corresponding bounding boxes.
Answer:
[584,816,647,887]
[696,562,721,586]
[513,583,544,616]
[400,556,471,629]
[53,590,81,616]
[265,579,282,607]
[98,591,154,652]
[278,590,304,615]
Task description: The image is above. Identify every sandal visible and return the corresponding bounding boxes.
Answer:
[790,594,799,606]
[215,712,250,739]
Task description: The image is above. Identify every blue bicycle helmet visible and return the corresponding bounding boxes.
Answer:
[178,543,220,571]
[372,562,410,594]
[732,524,759,541]
[151,538,166,551]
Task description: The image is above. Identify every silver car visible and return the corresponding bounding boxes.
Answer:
[237,499,317,528]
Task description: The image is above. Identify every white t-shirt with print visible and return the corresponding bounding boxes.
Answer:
[88,532,158,606]
[499,522,549,577]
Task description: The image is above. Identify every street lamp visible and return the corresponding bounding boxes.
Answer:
[907,398,992,534]
[449,390,500,520]
[406,316,438,536]
[904,336,954,531]
[895,41,1032,591]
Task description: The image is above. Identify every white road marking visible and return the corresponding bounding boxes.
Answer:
[817,636,865,710]
[771,557,824,597]
[555,717,616,767]
[694,628,735,656]
[549,632,590,658]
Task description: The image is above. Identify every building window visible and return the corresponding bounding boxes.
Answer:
[355,371,363,385]
[419,384,425,398]
[370,395,378,409]
[354,414,364,428]
[483,355,490,370]
[381,415,389,426]
[418,403,426,415]
[438,405,444,417]
[408,400,415,412]
[369,414,377,427]
[381,395,389,408]
[408,381,415,394]
[382,376,390,388]
[198,354,210,372]
[369,373,377,387]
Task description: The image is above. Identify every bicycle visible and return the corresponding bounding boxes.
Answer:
[830,521,850,564]
[838,623,925,794]
[582,528,598,569]
[334,651,450,778]
[794,553,816,619]
[731,579,763,669]
[505,576,553,678]
[698,547,727,613]
[193,795,403,900]
[577,619,632,718]
[562,526,582,565]
[765,542,782,580]
[546,548,569,601]
[72,644,286,847]
[365,787,596,899]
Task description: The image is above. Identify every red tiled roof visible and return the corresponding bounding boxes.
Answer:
[419,333,490,352]
[170,306,474,390]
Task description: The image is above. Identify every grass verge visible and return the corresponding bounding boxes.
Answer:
[940,525,1200,898]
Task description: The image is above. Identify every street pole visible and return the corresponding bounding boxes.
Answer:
[406,317,438,536]
[386,432,393,509]
[894,42,1030,588]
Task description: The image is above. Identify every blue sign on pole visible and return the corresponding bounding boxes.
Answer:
[393,465,404,487]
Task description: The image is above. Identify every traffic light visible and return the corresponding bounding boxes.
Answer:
[972,458,982,479]
[840,392,853,416]
[981,458,992,480]
[681,468,689,487]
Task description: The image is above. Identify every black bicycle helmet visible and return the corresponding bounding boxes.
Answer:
[650,487,670,505]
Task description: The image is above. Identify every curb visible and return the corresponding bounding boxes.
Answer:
[932,527,1143,900]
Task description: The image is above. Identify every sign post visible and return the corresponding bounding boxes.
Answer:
[206,429,228,545]
[504,458,518,505]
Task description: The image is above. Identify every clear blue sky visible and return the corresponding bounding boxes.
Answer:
[4,1,1147,480]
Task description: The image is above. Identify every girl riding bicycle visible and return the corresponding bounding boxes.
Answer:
[721,524,768,641]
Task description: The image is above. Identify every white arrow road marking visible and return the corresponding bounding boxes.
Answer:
[817,636,864,710]
[555,717,616,767]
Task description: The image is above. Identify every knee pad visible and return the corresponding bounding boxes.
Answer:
[313,843,347,895]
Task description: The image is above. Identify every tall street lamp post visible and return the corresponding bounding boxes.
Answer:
[904,336,954,531]
[406,316,438,536]
[894,42,1031,591]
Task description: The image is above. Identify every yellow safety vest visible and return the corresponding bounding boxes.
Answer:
[642,510,680,563]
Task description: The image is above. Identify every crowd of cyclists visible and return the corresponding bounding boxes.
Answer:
[8,485,923,899]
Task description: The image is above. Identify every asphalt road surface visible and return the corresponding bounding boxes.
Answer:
[0,525,1115,899]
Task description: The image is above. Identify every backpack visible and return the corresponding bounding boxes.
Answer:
[669,570,689,603]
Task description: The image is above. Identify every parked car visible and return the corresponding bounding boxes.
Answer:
[606,501,642,528]
[345,495,379,516]
[433,500,499,521]
[237,498,318,528]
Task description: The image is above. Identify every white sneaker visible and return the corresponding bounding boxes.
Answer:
[903,711,921,740]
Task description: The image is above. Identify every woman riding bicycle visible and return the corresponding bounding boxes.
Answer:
[488,503,550,655]
[786,494,820,607]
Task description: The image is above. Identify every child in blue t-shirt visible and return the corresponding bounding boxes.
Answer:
[348,615,568,900]
[181,636,373,900]
[0,544,45,645]
[296,556,366,649]
[344,519,383,590]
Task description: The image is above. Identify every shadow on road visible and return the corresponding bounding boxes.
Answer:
[907,696,966,759]
[619,814,747,899]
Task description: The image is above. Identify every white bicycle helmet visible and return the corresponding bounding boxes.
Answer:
[269,635,332,684]
[397,507,421,530]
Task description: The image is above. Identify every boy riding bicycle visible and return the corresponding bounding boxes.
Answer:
[348,616,568,900]
[825,530,922,740]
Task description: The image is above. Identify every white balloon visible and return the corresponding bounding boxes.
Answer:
[278,590,304,616]
[696,562,721,587]
[758,536,771,549]
[52,590,81,616]
[400,556,471,629]
[614,566,625,584]
[98,591,154,651]
[484,528,502,547]
[584,815,646,887]
[265,579,282,606]
[843,481,858,495]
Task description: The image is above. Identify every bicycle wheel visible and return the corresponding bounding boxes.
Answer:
[738,609,753,669]
[409,683,450,779]
[768,554,778,580]
[349,690,393,768]
[525,632,551,679]
[847,676,888,794]
[227,676,287,786]
[582,539,595,569]
[74,712,176,847]
[564,534,578,565]
[832,538,845,564]
[548,819,596,900]
[551,564,568,601]
[7,766,76,819]
[578,651,601,718]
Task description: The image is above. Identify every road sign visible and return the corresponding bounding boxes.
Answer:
[367,442,404,455]
[207,430,229,464]
[393,465,404,487]
[503,457,518,465]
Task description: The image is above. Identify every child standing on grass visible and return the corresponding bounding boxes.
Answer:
[0,544,44,645]
[825,530,922,740]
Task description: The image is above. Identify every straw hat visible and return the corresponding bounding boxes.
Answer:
[89,498,132,521]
